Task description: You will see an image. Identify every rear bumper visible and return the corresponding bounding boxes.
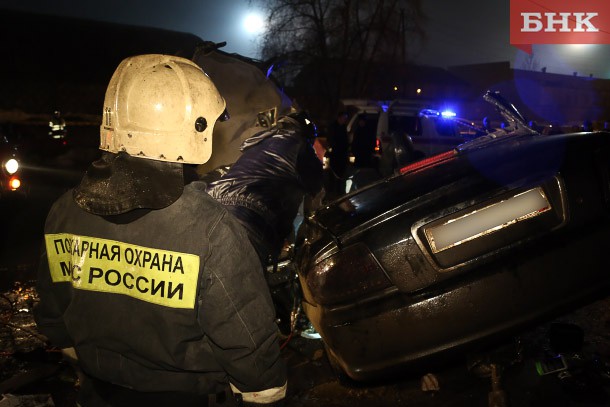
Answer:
[304,225,610,381]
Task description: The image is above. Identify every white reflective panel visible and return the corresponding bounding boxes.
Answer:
[425,187,551,253]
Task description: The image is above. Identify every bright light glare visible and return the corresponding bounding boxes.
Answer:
[5,158,19,174]
[9,177,21,190]
[243,13,265,34]
[441,110,456,118]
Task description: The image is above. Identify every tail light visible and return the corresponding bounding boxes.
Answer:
[9,176,21,190]
[305,243,392,305]
[374,138,381,152]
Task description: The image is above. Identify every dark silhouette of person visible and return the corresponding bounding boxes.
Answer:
[326,111,349,199]
[351,114,376,169]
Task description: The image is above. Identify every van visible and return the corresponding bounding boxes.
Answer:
[344,99,486,175]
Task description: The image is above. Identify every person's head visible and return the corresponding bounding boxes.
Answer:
[281,110,318,143]
[99,54,228,165]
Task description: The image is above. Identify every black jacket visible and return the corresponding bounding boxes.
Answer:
[35,178,286,396]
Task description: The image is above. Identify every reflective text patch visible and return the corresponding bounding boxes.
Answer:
[45,233,200,309]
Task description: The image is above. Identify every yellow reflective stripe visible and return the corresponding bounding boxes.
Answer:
[44,233,200,309]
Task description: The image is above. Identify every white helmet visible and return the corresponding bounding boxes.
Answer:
[100,54,227,164]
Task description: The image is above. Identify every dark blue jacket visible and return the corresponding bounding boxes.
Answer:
[206,116,323,264]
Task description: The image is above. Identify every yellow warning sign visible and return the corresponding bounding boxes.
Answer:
[44,233,200,309]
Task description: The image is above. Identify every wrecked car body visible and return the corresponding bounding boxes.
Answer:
[294,91,610,381]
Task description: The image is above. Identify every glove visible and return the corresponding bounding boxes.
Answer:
[231,382,287,407]
[61,347,85,384]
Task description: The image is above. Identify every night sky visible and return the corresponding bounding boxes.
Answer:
[0,0,609,79]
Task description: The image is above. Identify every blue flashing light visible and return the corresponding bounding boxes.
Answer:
[441,110,456,118]
[381,104,389,113]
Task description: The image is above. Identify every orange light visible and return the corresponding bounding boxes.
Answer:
[374,138,381,152]
[9,176,21,190]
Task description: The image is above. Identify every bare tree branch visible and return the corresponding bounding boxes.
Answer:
[251,0,427,118]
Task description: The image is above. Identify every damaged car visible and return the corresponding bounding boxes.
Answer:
[293,91,610,381]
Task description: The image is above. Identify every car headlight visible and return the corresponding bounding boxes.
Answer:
[4,158,19,175]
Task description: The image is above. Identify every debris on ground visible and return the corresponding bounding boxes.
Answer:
[420,373,439,392]
[0,281,47,383]
[2,277,610,406]
[487,364,508,407]
[0,393,55,407]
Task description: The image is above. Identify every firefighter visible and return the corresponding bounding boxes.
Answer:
[49,109,67,139]
[34,54,286,406]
